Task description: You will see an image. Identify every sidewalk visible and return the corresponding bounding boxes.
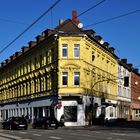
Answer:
[61,121,140,131]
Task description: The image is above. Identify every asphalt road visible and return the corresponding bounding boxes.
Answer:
[0,125,140,140]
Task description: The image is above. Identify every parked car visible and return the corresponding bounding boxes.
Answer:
[32,116,59,129]
[2,116,28,130]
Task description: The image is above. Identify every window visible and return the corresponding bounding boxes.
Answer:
[34,57,37,69]
[23,64,25,74]
[74,44,80,57]
[92,51,95,61]
[74,72,80,86]
[26,62,28,73]
[29,60,32,72]
[62,72,68,86]
[40,55,42,67]
[62,44,68,57]
[135,109,140,117]
[64,106,77,122]
[51,49,55,62]
[110,107,113,117]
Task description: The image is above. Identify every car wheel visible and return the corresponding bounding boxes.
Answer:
[55,124,58,129]
[42,124,45,129]
[45,124,48,129]
[24,126,28,130]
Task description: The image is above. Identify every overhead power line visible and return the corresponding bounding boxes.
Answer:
[0,0,61,55]
[77,0,106,18]
[84,9,140,28]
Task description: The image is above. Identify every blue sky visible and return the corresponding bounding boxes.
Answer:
[0,0,140,69]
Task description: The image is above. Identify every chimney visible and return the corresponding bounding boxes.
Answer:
[95,35,102,42]
[103,42,109,48]
[28,41,36,48]
[72,10,80,25]
[109,47,115,54]
[121,59,127,64]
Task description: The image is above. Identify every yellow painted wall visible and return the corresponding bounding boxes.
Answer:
[58,35,118,100]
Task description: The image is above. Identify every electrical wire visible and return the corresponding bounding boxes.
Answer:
[77,0,106,18]
[0,0,61,55]
[84,9,140,28]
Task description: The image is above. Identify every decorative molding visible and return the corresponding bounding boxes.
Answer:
[60,63,81,70]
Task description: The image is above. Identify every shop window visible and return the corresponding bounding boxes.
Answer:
[64,106,77,122]
[110,107,113,117]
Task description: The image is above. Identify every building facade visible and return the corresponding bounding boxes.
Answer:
[131,69,140,120]
[56,19,118,126]
[1,13,139,126]
[117,59,131,120]
[0,30,58,122]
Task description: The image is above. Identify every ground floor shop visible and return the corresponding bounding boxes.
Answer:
[117,100,131,120]
[56,95,117,126]
[0,94,118,126]
[131,103,140,120]
[0,96,57,122]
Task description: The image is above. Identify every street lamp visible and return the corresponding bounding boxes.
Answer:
[91,79,110,125]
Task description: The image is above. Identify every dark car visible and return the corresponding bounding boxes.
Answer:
[32,116,58,129]
[2,116,28,130]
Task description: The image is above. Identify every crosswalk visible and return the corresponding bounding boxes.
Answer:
[0,132,31,140]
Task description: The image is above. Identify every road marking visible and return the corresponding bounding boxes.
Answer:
[49,136,62,139]
[116,139,126,140]
[19,132,27,134]
[32,134,41,136]
[81,134,91,137]
[0,133,22,139]
[93,131,101,134]
[111,133,126,136]
[107,137,112,140]
[21,139,32,140]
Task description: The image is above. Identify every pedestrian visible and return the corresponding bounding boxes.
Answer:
[99,113,105,126]
[59,114,64,127]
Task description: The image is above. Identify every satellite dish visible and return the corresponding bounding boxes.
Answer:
[78,23,83,28]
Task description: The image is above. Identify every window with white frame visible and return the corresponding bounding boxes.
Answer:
[74,72,80,86]
[135,109,140,117]
[62,44,68,57]
[74,44,80,58]
[62,72,68,86]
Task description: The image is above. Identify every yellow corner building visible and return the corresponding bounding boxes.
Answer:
[0,17,118,126]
